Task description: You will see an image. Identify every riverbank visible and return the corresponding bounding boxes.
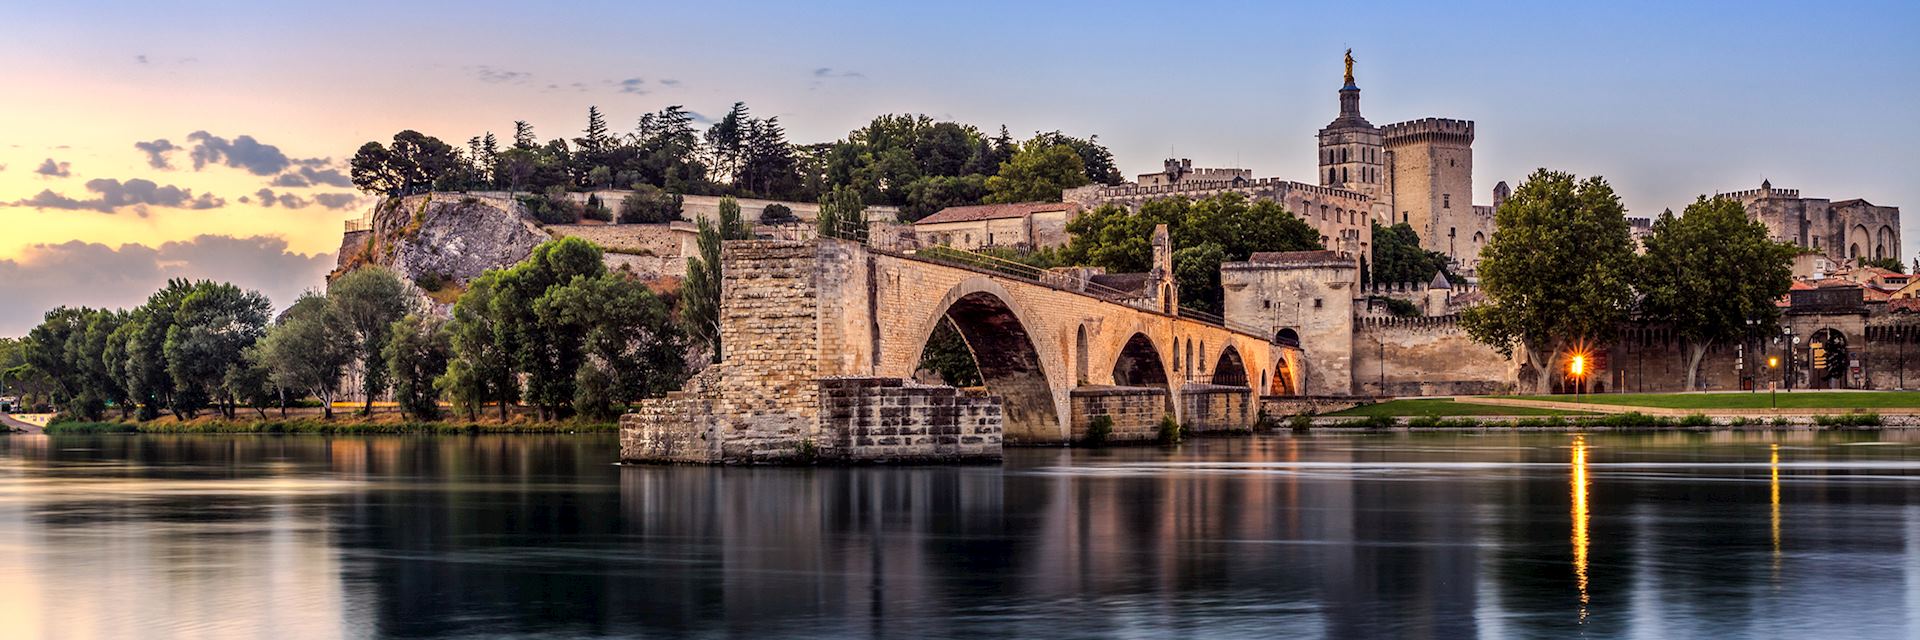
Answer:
[1296,410,1889,431]
[40,418,616,435]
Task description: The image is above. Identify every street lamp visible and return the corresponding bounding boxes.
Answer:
[1768,356,1780,410]
[1570,353,1587,404]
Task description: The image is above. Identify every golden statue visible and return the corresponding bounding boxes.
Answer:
[1343,48,1355,85]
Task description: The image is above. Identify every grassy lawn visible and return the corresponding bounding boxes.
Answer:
[1506,391,1920,411]
[1325,399,1595,417]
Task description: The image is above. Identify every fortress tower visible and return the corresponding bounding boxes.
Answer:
[1382,118,1479,263]
[1317,49,1385,202]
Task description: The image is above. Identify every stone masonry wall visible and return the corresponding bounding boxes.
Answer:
[1069,386,1169,443]
[818,378,1002,462]
[1180,384,1254,433]
[1351,316,1517,396]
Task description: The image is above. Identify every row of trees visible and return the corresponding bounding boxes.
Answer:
[19,238,689,423]
[349,106,1122,222]
[1463,169,1798,391]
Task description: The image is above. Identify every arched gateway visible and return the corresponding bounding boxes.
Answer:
[622,239,1303,464]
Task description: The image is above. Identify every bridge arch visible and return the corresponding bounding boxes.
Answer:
[902,277,1065,443]
[1210,344,1250,387]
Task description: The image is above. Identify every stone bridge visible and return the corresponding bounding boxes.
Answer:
[622,237,1303,464]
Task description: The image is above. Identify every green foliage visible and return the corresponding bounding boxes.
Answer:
[759,203,797,224]
[1063,193,1322,313]
[1638,196,1798,390]
[1862,257,1905,273]
[1084,414,1114,446]
[1371,296,1421,318]
[1358,415,1399,429]
[163,282,271,419]
[582,193,612,222]
[1812,412,1882,427]
[384,314,451,420]
[984,137,1088,204]
[916,317,981,387]
[519,188,582,224]
[1678,413,1714,427]
[617,185,684,224]
[351,130,464,195]
[902,174,990,221]
[816,184,867,241]
[440,272,516,420]
[1460,169,1637,390]
[1288,414,1314,431]
[1156,415,1183,444]
[258,292,356,420]
[1369,222,1453,286]
[329,266,411,415]
[684,198,752,362]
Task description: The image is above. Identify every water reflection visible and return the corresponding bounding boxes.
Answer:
[1571,434,1590,623]
[3,431,1920,638]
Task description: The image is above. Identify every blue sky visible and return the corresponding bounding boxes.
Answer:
[0,0,1916,333]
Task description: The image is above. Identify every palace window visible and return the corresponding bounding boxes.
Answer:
[1443,194,1451,209]
[1313,298,1323,308]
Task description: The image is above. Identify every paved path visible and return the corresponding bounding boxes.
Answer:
[1461,396,1917,417]
[0,413,42,434]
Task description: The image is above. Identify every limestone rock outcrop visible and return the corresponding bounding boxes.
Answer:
[333,194,546,308]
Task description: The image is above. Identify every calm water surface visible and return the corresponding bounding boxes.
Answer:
[3,431,1920,639]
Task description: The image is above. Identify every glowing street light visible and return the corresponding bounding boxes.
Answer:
[1569,353,1588,404]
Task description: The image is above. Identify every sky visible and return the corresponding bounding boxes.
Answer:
[1,0,1916,335]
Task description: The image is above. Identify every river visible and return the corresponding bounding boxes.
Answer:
[0,430,1917,639]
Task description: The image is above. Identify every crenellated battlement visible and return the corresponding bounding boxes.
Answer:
[1382,118,1475,144]
[1717,186,1801,200]
[1356,314,1463,329]
[1074,177,1371,203]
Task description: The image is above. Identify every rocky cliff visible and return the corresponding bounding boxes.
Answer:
[333,194,547,308]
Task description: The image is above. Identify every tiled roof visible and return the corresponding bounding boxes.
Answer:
[915,202,1077,225]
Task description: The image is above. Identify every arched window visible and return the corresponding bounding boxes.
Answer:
[1075,325,1090,385]
[1276,328,1300,347]
[1329,168,1337,183]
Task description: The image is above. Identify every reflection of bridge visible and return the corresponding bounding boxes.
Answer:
[622,235,1304,464]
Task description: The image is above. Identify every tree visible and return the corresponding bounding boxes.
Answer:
[24,307,89,410]
[542,272,687,419]
[385,313,452,420]
[163,282,271,418]
[1369,222,1453,286]
[984,138,1089,204]
[1638,196,1798,390]
[902,174,989,222]
[493,237,607,419]
[816,185,867,241]
[618,185,683,224]
[350,131,462,195]
[1862,257,1906,273]
[1062,193,1322,313]
[1460,169,1637,393]
[739,116,800,197]
[1028,131,1121,186]
[684,197,752,362]
[122,280,199,419]
[329,267,411,415]
[512,120,536,150]
[440,272,517,421]
[259,293,356,419]
[760,203,798,224]
[704,102,752,186]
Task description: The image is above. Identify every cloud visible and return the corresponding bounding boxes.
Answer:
[0,235,335,336]
[10,178,224,214]
[134,139,178,169]
[616,78,646,94]
[135,54,148,64]
[659,79,681,87]
[313,193,362,210]
[270,166,352,188]
[35,158,71,177]
[474,65,531,84]
[186,131,325,176]
[686,111,713,125]
[253,188,311,209]
[812,67,865,79]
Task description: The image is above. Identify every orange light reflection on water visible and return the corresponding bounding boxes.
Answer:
[1571,434,1590,624]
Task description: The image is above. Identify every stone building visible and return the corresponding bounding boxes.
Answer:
[1718,180,1901,264]
[912,202,1079,250]
[1065,51,1503,276]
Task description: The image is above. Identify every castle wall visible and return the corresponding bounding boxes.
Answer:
[1069,386,1170,442]
[1350,316,1517,396]
[1383,119,1478,265]
[1179,384,1255,433]
[1221,258,1356,395]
